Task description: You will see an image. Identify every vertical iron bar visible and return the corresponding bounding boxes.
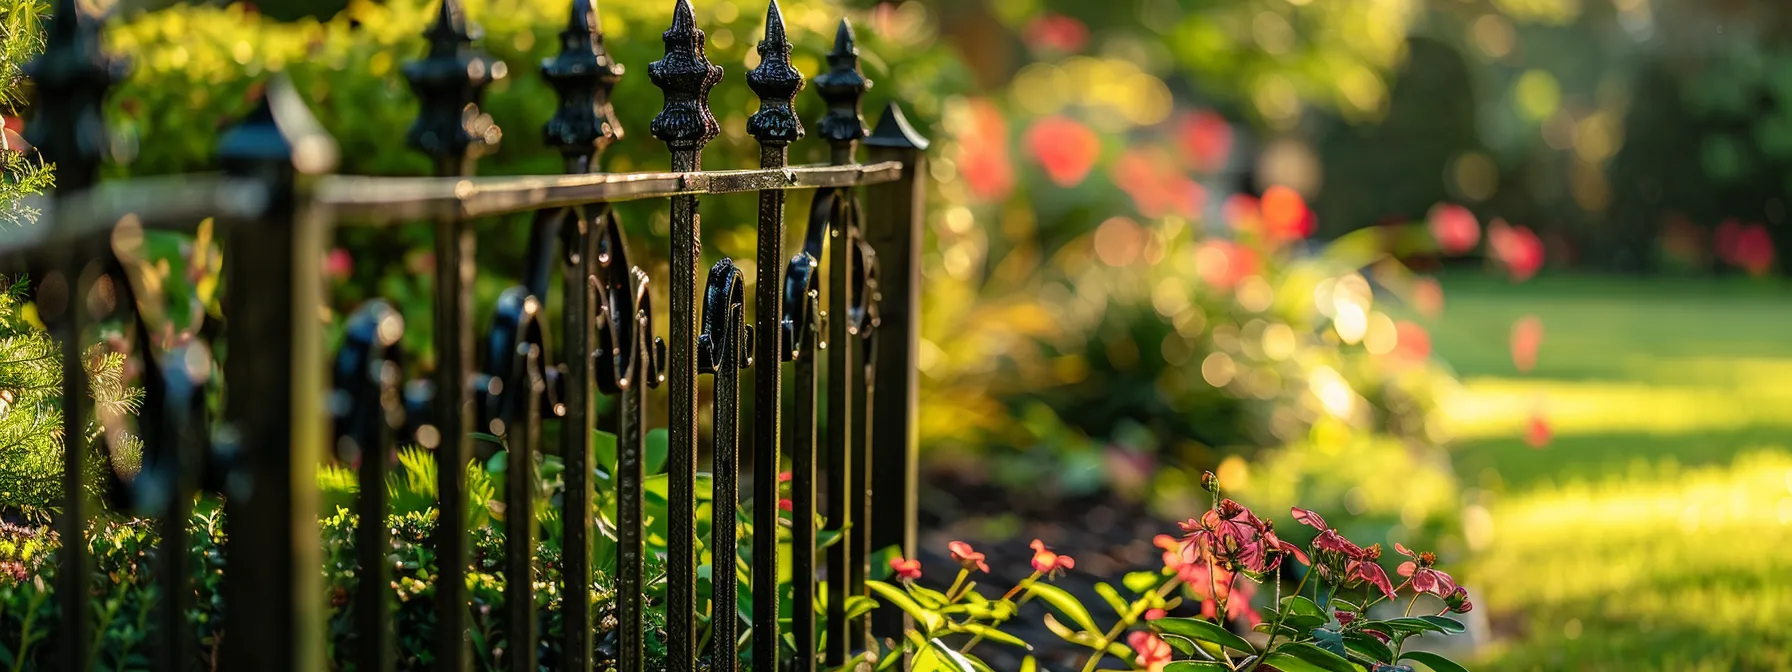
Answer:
[699,262,748,671]
[813,19,869,665]
[649,2,722,669]
[745,3,804,669]
[217,77,336,672]
[848,257,876,649]
[23,0,119,665]
[862,104,930,642]
[505,311,544,672]
[337,301,404,672]
[541,0,624,667]
[404,2,500,669]
[790,337,818,670]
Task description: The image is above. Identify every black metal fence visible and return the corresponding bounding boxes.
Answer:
[8,0,927,668]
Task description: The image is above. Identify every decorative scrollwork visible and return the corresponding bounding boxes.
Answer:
[330,300,407,467]
[593,207,665,393]
[478,287,554,438]
[698,258,753,374]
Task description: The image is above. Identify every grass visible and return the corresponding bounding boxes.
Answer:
[1425,274,1792,671]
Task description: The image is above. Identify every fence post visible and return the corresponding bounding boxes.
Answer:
[404,2,501,669]
[217,76,338,672]
[649,1,722,668]
[23,0,121,666]
[862,103,928,643]
[745,2,803,669]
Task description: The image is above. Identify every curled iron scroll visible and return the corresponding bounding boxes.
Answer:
[698,258,753,374]
[784,187,875,362]
[330,300,407,468]
[592,206,665,394]
[478,286,552,438]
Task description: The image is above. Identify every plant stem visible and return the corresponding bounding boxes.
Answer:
[1078,579,1184,672]
[1245,567,1312,672]
[945,569,969,602]
[1403,592,1419,617]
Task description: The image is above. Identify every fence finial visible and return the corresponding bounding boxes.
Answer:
[814,18,870,154]
[746,0,804,146]
[866,102,930,151]
[649,0,724,152]
[25,0,126,191]
[405,0,503,172]
[543,0,626,165]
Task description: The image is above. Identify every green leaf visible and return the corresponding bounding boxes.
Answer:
[1020,656,1037,672]
[866,580,943,633]
[1342,632,1394,664]
[1026,583,1100,634]
[843,595,879,621]
[1370,616,1466,636]
[929,639,991,672]
[1263,642,1362,672]
[593,430,618,473]
[1094,582,1129,616]
[869,544,902,582]
[1280,595,1329,629]
[645,427,668,474]
[909,584,951,609]
[1160,633,1199,656]
[1150,617,1254,654]
[1123,570,1161,594]
[955,623,1032,650]
[1401,651,1471,672]
[1311,628,1346,657]
[875,645,905,671]
[1163,663,1232,672]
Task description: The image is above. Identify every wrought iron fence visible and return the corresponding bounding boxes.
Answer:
[6,0,928,669]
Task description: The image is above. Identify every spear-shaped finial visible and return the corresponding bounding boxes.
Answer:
[25,0,127,192]
[405,0,504,173]
[746,0,804,147]
[542,0,626,166]
[649,0,724,154]
[813,18,870,157]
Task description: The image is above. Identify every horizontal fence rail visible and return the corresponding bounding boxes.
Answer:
[3,0,931,669]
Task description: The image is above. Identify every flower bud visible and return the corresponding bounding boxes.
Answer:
[1200,470,1221,493]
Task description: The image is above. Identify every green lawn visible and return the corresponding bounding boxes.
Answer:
[1426,275,1792,671]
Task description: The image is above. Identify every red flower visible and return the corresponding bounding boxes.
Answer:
[1029,539,1076,577]
[1025,116,1101,187]
[1394,543,1459,598]
[778,471,792,483]
[1156,533,1204,585]
[1182,499,1268,572]
[1393,321,1432,363]
[1345,544,1396,601]
[889,556,922,581]
[1427,203,1480,255]
[1180,560,1262,625]
[1526,411,1552,449]
[1488,218,1545,281]
[1113,147,1204,219]
[1144,608,1168,621]
[1196,240,1259,290]
[777,498,792,512]
[957,99,1014,202]
[1024,13,1088,53]
[1260,186,1316,243]
[1127,631,1174,672]
[1176,110,1233,173]
[1292,507,1379,589]
[1720,221,1776,277]
[949,541,989,573]
[1510,316,1543,373]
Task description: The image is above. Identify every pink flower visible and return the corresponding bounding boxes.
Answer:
[1024,13,1088,53]
[1427,203,1480,255]
[1335,610,1357,627]
[323,247,354,280]
[1029,539,1076,577]
[1345,544,1396,601]
[1025,116,1102,187]
[1410,277,1445,317]
[1176,110,1233,173]
[1127,631,1174,672]
[1144,608,1168,621]
[949,541,989,573]
[889,556,922,581]
[1182,499,1268,572]
[1488,219,1545,281]
[778,471,792,483]
[1444,586,1473,614]
[1292,507,1376,588]
[1394,543,1459,598]
[1727,222,1775,276]
[1510,316,1543,373]
[1113,147,1205,219]
[777,498,792,512]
